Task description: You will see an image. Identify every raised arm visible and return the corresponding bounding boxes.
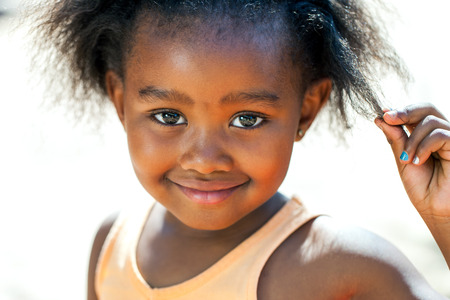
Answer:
[375,103,450,268]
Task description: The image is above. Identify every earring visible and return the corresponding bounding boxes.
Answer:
[297,129,304,139]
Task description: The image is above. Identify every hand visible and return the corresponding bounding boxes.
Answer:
[375,103,450,267]
[375,103,450,218]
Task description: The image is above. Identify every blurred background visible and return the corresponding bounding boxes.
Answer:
[1,0,449,299]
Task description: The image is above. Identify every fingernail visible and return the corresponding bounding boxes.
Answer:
[412,156,420,165]
[400,151,409,161]
[386,110,398,119]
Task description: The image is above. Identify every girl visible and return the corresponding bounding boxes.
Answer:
[31,0,450,299]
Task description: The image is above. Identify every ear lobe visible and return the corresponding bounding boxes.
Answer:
[105,70,126,129]
[297,78,332,136]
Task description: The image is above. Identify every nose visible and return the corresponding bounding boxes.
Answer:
[178,129,233,174]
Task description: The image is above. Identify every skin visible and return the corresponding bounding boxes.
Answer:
[112,32,306,231]
[87,19,450,300]
[376,105,450,268]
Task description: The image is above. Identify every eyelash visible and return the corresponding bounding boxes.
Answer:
[149,109,187,127]
[149,109,268,129]
[230,112,267,129]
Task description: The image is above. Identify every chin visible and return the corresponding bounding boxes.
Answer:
[180,213,241,231]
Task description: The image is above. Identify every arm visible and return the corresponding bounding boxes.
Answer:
[311,217,448,299]
[87,213,118,300]
[375,103,450,268]
[258,216,448,299]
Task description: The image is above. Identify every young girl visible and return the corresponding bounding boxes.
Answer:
[31,0,450,299]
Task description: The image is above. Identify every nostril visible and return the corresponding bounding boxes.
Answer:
[178,147,233,174]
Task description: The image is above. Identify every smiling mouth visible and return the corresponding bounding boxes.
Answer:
[171,180,247,205]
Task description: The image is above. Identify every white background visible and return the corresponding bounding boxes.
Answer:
[1,0,449,299]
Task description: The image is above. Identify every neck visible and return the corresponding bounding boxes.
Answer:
[136,192,289,288]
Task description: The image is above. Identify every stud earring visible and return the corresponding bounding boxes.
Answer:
[297,129,304,139]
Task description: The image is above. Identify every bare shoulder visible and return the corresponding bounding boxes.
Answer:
[87,213,119,300]
[259,216,447,300]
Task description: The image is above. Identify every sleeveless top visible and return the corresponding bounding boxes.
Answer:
[95,197,318,300]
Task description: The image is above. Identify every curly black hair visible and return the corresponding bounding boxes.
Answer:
[28,0,409,130]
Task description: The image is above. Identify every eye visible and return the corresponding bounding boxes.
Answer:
[230,113,265,128]
[152,111,187,126]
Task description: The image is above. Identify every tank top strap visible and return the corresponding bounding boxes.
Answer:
[244,196,319,299]
[95,199,155,300]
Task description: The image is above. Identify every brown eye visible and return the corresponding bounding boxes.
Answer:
[231,114,264,128]
[153,111,187,125]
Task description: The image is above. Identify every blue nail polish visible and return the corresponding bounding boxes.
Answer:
[400,151,409,161]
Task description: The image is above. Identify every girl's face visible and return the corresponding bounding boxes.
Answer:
[107,23,327,230]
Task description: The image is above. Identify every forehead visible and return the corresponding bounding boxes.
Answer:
[124,15,299,91]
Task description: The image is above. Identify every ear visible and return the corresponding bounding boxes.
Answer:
[296,78,332,141]
[105,70,126,130]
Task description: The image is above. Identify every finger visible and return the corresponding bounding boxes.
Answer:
[411,128,450,166]
[403,115,450,164]
[375,118,408,168]
[381,108,414,136]
[383,103,447,126]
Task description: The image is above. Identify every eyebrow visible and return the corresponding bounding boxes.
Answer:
[138,86,193,105]
[138,85,280,107]
[221,91,280,107]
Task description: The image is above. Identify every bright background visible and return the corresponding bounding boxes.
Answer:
[1,1,449,299]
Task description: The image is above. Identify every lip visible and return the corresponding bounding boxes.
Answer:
[170,179,248,205]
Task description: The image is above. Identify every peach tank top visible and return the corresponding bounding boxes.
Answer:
[95,197,317,300]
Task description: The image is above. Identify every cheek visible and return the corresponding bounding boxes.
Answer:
[126,125,177,182]
[239,131,294,188]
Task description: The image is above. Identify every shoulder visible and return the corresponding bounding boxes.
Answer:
[259,216,445,299]
[87,213,119,300]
